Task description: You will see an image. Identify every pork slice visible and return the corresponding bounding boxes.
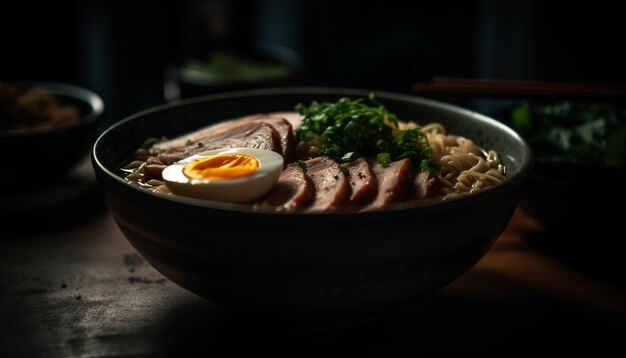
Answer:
[198,122,280,151]
[151,113,295,162]
[256,164,315,212]
[212,114,295,162]
[151,115,260,152]
[152,118,272,153]
[364,158,414,210]
[305,157,350,212]
[154,122,281,165]
[410,171,436,200]
[341,158,377,206]
[256,117,294,162]
[270,111,303,131]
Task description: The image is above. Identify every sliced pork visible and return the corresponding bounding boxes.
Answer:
[270,111,303,131]
[341,158,377,206]
[257,117,295,162]
[154,122,281,165]
[305,157,350,212]
[364,158,414,210]
[256,164,315,212]
[410,171,436,200]
[151,113,296,162]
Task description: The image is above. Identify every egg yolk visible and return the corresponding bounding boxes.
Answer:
[183,154,259,180]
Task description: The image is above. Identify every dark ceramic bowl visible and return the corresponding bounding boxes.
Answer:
[0,82,104,184]
[164,43,302,101]
[92,88,532,320]
[487,103,626,283]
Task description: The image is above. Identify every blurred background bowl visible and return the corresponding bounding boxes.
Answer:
[164,43,302,102]
[504,100,626,281]
[0,82,106,234]
[92,88,532,321]
[0,81,104,184]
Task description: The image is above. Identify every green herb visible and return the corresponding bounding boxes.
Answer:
[377,152,391,164]
[295,94,438,174]
[341,151,359,162]
[510,101,626,170]
[297,160,308,173]
[420,159,441,176]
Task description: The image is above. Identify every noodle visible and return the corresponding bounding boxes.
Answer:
[420,122,505,199]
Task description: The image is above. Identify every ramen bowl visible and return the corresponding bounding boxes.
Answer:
[0,82,104,184]
[92,88,532,320]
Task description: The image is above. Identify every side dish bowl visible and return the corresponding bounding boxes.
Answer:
[92,88,532,319]
[0,82,104,184]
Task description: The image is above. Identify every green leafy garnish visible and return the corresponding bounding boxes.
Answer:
[510,101,626,170]
[420,159,441,175]
[341,151,359,162]
[297,160,308,173]
[377,152,391,164]
[295,94,438,174]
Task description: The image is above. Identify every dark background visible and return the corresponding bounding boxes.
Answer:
[1,0,624,124]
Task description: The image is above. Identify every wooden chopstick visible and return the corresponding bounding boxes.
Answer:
[411,77,626,99]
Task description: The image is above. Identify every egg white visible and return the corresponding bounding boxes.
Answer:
[162,148,284,203]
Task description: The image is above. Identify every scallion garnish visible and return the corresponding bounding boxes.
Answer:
[295,94,438,175]
[377,152,391,164]
[298,160,308,173]
[420,159,441,176]
[341,151,359,162]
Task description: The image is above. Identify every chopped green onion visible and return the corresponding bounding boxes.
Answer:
[298,160,308,173]
[377,152,391,164]
[341,151,359,162]
[376,139,389,151]
[420,159,441,176]
[295,94,439,175]
[343,121,359,140]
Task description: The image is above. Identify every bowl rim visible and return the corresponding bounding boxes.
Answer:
[0,81,105,137]
[93,87,533,217]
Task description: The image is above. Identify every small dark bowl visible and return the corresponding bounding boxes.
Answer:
[487,102,626,283]
[0,82,104,184]
[92,88,532,320]
[164,43,302,101]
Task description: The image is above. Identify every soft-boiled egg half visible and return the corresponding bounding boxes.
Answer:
[162,148,283,203]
